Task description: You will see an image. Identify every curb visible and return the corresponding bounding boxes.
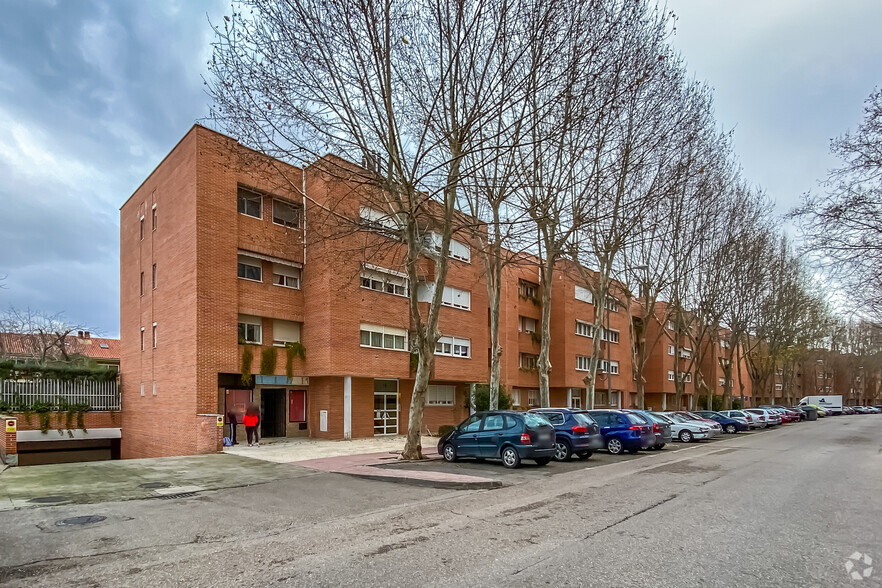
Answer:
[342,469,503,490]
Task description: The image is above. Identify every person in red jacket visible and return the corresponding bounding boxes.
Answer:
[243,403,260,447]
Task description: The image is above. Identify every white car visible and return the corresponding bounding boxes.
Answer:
[670,411,723,438]
[745,408,781,427]
[660,413,713,443]
[718,410,755,429]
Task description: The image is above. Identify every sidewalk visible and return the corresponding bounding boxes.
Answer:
[225,435,503,489]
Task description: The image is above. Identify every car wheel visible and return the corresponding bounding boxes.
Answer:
[501,447,521,469]
[725,424,737,434]
[442,443,457,462]
[607,438,624,455]
[577,451,592,460]
[534,457,551,466]
[679,430,693,443]
[553,440,573,462]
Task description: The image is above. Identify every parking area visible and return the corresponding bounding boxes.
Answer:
[377,431,761,484]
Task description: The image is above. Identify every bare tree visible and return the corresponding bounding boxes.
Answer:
[0,307,91,363]
[792,88,882,320]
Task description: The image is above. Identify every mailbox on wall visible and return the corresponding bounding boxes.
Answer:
[289,390,306,422]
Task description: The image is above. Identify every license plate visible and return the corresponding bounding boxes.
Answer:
[539,434,551,442]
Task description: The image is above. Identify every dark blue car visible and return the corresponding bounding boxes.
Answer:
[586,409,656,455]
[438,411,556,468]
[528,408,603,461]
[694,410,747,434]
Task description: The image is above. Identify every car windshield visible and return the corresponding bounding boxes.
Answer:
[650,412,673,423]
[523,413,552,428]
[627,413,648,425]
[669,414,693,424]
[572,412,596,426]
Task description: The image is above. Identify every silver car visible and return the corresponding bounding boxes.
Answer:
[745,408,781,427]
[719,410,756,430]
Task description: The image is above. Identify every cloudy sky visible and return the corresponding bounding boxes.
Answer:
[0,0,880,337]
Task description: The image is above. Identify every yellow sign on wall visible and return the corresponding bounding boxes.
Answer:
[216,416,224,427]
[5,419,15,433]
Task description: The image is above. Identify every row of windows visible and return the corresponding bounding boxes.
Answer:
[574,320,619,343]
[359,206,472,263]
[667,345,692,358]
[140,264,157,296]
[139,204,157,241]
[237,254,302,289]
[574,285,619,312]
[140,323,157,351]
[237,316,302,346]
[667,371,692,382]
[576,356,620,374]
[237,186,302,229]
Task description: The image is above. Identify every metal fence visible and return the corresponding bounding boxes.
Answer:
[0,379,120,411]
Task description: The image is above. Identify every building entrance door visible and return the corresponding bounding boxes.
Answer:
[260,389,286,438]
[373,380,398,435]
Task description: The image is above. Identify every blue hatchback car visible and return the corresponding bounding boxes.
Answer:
[438,411,557,468]
[528,408,603,461]
[586,409,656,455]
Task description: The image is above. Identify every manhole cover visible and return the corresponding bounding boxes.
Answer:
[56,515,107,527]
[30,496,69,504]
[139,482,171,489]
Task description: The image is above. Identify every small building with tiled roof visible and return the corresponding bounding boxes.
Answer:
[0,332,120,371]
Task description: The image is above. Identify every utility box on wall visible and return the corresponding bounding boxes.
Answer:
[319,410,328,432]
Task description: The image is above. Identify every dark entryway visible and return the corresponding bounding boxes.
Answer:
[261,389,286,438]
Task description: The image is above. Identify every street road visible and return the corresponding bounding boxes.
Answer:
[1,416,880,587]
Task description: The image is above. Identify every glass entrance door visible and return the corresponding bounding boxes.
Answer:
[373,380,399,435]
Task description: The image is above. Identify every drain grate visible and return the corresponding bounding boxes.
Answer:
[30,496,69,504]
[56,515,107,527]
[157,492,197,500]
[139,482,172,489]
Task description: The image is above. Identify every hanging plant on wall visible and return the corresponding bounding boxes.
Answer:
[409,352,419,373]
[284,342,306,379]
[240,345,254,386]
[260,347,277,376]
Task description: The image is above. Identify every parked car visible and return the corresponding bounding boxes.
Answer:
[662,413,713,443]
[623,410,672,449]
[761,407,794,424]
[586,410,656,455]
[438,411,556,468]
[785,406,808,420]
[718,410,758,429]
[529,408,603,461]
[669,411,723,437]
[843,406,856,415]
[694,410,747,434]
[745,408,781,426]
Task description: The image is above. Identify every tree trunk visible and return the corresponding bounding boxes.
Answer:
[401,347,434,459]
[537,254,555,407]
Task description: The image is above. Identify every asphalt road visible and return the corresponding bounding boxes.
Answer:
[1,416,880,587]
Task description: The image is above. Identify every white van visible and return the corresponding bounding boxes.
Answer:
[799,395,843,415]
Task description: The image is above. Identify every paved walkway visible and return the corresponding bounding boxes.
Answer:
[224,435,503,489]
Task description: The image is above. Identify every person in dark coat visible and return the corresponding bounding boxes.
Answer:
[226,410,239,445]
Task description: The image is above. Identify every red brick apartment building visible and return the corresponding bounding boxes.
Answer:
[120,125,747,459]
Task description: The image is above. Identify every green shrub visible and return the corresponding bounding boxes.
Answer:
[240,346,254,386]
[472,384,512,411]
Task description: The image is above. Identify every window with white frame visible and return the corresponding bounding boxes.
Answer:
[237,254,262,282]
[518,279,538,299]
[272,198,301,229]
[680,348,692,359]
[576,355,591,371]
[667,320,675,330]
[668,370,675,381]
[441,285,471,310]
[359,205,400,232]
[527,389,539,407]
[775,383,783,391]
[361,266,408,296]
[436,335,471,358]
[609,390,619,407]
[426,232,470,262]
[729,379,733,387]
[668,344,675,356]
[599,360,619,375]
[576,320,593,338]
[575,285,593,304]
[152,204,157,231]
[520,353,539,370]
[568,388,583,409]
[719,377,726,387]
[426,385,455,406]
[677,372,692,383]
[510,389,521,407]
[519,316,537,333]
[720,340,731,349]
[140,327,145,351]
[237,186,262,218]
[273,263,301,289]
[238,315,262,344]
[152,323,157,348]
[360,324,407,351]
[272,320,301,346]
[603,297,619,312]
[601,328,620,344]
